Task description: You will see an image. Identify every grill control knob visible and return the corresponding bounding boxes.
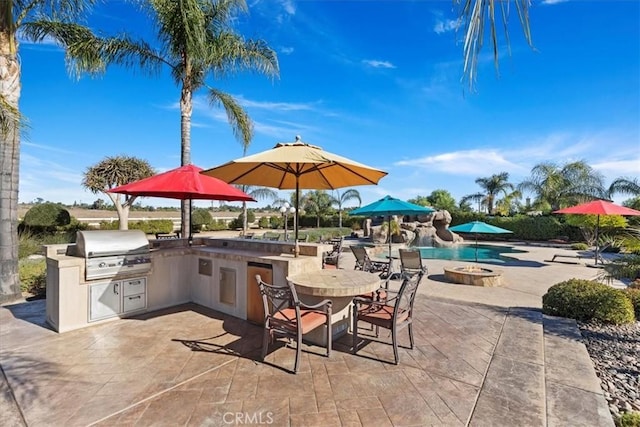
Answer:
[99,262,106,268]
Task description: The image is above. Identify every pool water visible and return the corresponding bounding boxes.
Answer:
[416,244,527,263]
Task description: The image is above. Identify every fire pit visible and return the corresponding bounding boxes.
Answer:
[443,266,504,287]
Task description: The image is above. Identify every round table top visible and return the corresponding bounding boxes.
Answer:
[288,269,381,297]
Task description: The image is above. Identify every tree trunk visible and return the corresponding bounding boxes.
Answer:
[338,208,343,229]
[0,29,23,303]
[180,75,192,238]
[106,193,130,230]
[242,201,247,234]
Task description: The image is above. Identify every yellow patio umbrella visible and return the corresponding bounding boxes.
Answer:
[201,136,388,256]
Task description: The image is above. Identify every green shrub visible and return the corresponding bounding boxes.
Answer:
[542,279,635,324]
[99,220,174,234]
[258,216,270,228]
[99,220,119,230]
[624,288,640,319]
[208,219,229,231]
[571,242,589,250]
[616,411,640,427]
[269,216,282,229]
[19,258,46,295]
[192,208,212,231]
[19,231,74,259]
[23,203,71,230]
[18,232,43,259]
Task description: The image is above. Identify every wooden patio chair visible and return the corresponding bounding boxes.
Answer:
[352,271,424,364]
[255,274,333,373]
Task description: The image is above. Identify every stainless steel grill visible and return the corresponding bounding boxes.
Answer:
[75,230,151,280]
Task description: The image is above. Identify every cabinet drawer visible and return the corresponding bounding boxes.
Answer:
[123,293,146,312]
[123,278,146,297]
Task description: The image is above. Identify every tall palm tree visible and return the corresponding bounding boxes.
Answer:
[330,189,361,229]
[1,0,104,303]
[86,0,278,238]
[518,161,606,212]
[462,172,514,214]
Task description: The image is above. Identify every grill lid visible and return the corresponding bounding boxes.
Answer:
[76,230,150,258]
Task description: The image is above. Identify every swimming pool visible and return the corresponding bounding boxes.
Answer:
[416,244,527,263]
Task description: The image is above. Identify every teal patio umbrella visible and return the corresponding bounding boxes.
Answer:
[448,221,513,262]
[350,195,435,257]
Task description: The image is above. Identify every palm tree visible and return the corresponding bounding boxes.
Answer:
[82,156,155,230]
[518,161,606,212]
[239,185,277,234]
[86,0,278,238]
[609,177,640,198]
[301,190,333,228]
[330,189,361,229]
[462,172,514,214]
[1,0,105,303]
[457,0,534,88]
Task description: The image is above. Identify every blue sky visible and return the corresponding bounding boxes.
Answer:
[18,0,639,209]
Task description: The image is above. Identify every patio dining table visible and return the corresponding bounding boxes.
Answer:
[288,269,381,346]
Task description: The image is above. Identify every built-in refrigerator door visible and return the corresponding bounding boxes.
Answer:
[89,281,121,321]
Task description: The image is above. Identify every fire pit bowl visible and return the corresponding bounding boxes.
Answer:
[443,266,504,287]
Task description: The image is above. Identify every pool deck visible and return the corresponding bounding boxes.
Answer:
[0,240,618,426]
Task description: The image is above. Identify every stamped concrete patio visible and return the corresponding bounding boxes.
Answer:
[1,242,616,426]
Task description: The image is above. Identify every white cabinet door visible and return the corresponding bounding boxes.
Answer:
[89,281,121,321]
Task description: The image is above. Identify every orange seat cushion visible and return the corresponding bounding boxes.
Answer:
[356,305,408,329]
[274,308,328,334]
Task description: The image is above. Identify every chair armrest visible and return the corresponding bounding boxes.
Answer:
[353,296,394,308]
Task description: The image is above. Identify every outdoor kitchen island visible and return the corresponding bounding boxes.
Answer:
[45,232,331,333]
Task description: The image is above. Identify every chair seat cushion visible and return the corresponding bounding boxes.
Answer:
[356,305,408,328]
[274,308,328,333]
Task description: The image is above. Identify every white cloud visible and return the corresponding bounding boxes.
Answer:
[434,19,460,35]
[593,158,640,177]
[395,149,521,176]
[279,46,294,55]
[541,0,570,5]
[279,0,296,15]
[236,97,317,112]
[362,59,396,69]
[22,141,76,155]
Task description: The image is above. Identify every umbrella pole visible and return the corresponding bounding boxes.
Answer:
[594,215,600,265]
[475,234,478,262]
[188,198,193,246]
[294,177,300,257]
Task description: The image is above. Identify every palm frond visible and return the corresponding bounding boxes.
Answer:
[207,88,253,148]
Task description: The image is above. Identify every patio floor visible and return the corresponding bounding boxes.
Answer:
[0,242,617,426]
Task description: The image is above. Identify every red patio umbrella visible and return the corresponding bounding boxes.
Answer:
[110,164,255,242]
[553,199,640,265]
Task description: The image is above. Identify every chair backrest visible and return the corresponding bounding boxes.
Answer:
[393,271,424,321]
[399,248,425,277]
[255,274,300,334]
[350,246,368,270]
[323,239,343,268]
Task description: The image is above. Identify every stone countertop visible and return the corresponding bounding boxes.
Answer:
[151,245,315,263]
[288,269,381,297]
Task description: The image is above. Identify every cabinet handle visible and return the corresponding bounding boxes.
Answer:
[114,283,119,295]
[129,295,141,300]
